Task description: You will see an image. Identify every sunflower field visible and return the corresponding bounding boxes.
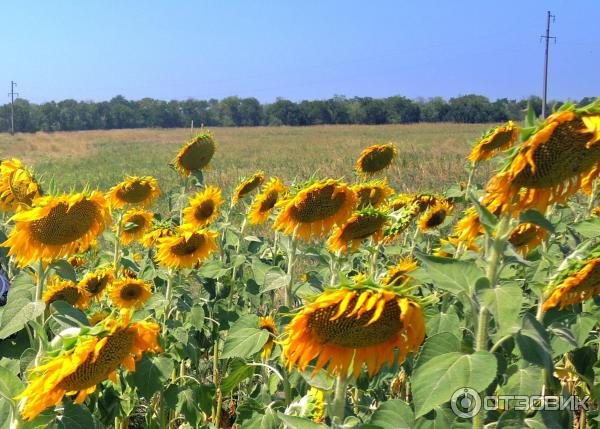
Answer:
[0,100,600,429]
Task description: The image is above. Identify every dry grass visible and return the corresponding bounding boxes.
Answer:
[1,123,494,205]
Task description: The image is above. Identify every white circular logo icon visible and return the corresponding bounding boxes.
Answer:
[450,387,481,418]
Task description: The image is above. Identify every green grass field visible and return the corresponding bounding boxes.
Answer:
[0,123,492,203]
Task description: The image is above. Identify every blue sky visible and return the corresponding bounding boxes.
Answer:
[1,1,597,103]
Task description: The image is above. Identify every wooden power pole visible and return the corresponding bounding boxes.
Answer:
[541,11,555,118]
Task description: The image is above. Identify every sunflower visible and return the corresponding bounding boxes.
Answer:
[468,121,520,163]
[141,223,176,248]
[433,235,480,257]
[88,310,109,326]
[155,226,219,269]
[382,258,418,286]
[508,223,547,256]
[352,180,394,209]
[0,159,42,212]
[79,268,114,299]
[183,186,223,228]
[418,199,453,231]
[259,316,277,360]
[68,256,86,268]
[109,278,152,310]
[274,179,357,241]
[119,209,154,245]
[592,207,600,217]
[232,171,265,203]
[107,176,160,209]
[543,255,600,311]
[173,131,216,176]
[15,313,161,421]
[3,191,110,266]
[283,287,425,378]
[327,208,388,253]
[387,193,416,211]
[452,207,483,245]
[356,143,398,177]
[485,105,600,215]
[248,177,287,225]
[43,278,90,310]
[382,204,420,244]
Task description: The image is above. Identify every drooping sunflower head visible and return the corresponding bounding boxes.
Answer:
[417,199,453,231]
[356,143,398,177]
[183,186,223,228]
[107,176,160,209]
[382,203,420,244]
[327,207,389,253]
[141,221,177,248]
[468,121,520,163]
[283,287,425,378]
[387,193,416,212]
[0,158,43,212]
[592,206,600,217]
[119,209,154,245]
[508,223,547,256]
[259,316,278,360]
[109,278,152,310]
[3,191,110,266]
[433,235,480,257]
[16,313,161,421]
[79,267,114,299]
[485,103,600,215]
[155,226,219,269]
[543,251,600,311]
[43,278,90,310]
[248,177,288,225]
[232,171,265,203]
[88,310,109,326]
[383,258,418,286]
[173,131,217,176]
[352,179,395,209]
[274,179,357,241]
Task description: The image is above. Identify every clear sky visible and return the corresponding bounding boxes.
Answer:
[1,1,597,104]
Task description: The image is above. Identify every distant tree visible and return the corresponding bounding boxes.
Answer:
[446,95,494,123]
[420,97,450,122]
[384,96,420,123]
[265,98,306,126]
[239,98,262,126]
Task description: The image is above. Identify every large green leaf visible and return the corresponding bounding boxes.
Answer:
[222,360,255,395]
[369,399,414,429]
[132,355,174,399]
[48,401,95,429]
[0,299,45,339]
[499,364,543,396]
[515,314,553,373]
[412,351,497,418]
[478,284,523,338]
[177,388,202,427]
[0,364,23,402]
[276,413,327,429]
[425,310,461,337]
[221,328,269,359]
[415,333,461,369]
[414,252,484,294]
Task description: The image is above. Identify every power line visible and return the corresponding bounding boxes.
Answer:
[8,81,19,135]
[541,11,556,118]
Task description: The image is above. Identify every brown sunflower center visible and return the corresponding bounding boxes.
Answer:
[48,287,83,306]
[178,138,215,171]
[290,185,347,223]
[195,200,215,220]
[116,182,153,204]
[29,200,99,245]
[85,276,109,295]
[424,210,447,228]
[171,234,203,255]
[359,147,395,173]
[57,329,135,391]
[259,190,279,212]
[124,214,148,233]
[515,119,600,188]
[120,283,144,301]
[307,295,402,348]
[340,215,386,241]
[508,225,538,247]
[385,271,410,286]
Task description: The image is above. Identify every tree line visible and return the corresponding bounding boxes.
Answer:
[0,94,595,133]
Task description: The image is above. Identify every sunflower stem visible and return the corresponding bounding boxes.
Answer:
[162,269,174,335]
[464,162,477,199]
[285,227,299,307]
[473,215,509,429]
[271,231,279,266]
[113,211,123,273]
[331,374,348,428]
[587,180,598,216]
[212,336,222,429]
[369,241,378,278]
[33,259,46,366]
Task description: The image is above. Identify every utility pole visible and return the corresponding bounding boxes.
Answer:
[7,81,18,135]
[541,11,555,118]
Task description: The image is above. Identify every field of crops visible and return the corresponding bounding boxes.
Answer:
[1,105,600,429]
